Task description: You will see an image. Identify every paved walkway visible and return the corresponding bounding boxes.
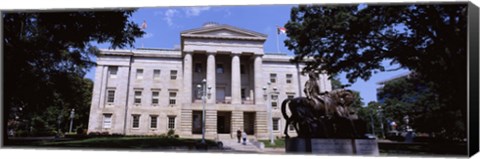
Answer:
[220,139,262,153]
[219,139,287,154]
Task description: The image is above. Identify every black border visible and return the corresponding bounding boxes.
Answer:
[468,2,479,157]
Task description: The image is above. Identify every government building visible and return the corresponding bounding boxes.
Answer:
[87,23,332,140]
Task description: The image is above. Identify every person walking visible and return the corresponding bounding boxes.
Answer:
[242,130,247,145]
[236,129,242,143]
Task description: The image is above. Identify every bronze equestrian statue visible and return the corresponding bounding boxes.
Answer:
[281,71,363,139]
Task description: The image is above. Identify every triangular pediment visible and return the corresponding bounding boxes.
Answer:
[181,25,267,40]
[192,28,256,37]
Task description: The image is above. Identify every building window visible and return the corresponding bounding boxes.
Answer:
[169,92,177,105]
[273,118,280,131]
[271,95,278,108]
[270,73,277,83]
[240,65,246,74]
[287,93,295,99]
[132,115,140,128]
[134,91,142,104]
[103,114,112,129]
[107,89,115,103]
[153,69,161,80]
[151,91,159,105]
[150,115,158,129]
[168,116,176,129]
[170,70,177,80]
[216,64,224,74]
[196,86,202,100]
[286,74,293,84]
[108,66,118,78]
[192,111,203,134]
[195,63,202,73]
[241,88,246,99]
[136,69,143,79]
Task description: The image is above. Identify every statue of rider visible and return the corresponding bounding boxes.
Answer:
[304,71,331,117]
[304,71,321,104]
[304,70,350,119]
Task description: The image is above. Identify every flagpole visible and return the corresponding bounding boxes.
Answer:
[276,28,280,53]
[141,20,147,49]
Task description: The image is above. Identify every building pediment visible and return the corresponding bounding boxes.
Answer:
[181,24,267,41]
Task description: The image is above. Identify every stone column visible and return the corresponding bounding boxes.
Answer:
[231,53,241,104]
[98,66,108,108]
[206,52,216,104]
[253,55,264,104]
[183,52,193,103]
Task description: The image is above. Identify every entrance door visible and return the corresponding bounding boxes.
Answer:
[216,87,225,103]
[192,111,203,134]
[217,111,231,134]
[243,112,255,135]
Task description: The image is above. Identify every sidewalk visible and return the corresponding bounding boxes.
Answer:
[220,139,261,153]
[262,147,286,154]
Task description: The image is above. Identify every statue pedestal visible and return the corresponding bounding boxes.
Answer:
[285,138,379,155]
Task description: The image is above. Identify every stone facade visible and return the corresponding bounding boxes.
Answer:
[87,23,332,140]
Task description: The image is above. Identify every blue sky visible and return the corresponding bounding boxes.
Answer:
[86,5,409,104]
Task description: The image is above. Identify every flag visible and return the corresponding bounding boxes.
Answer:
[277,26,286,34]
[141,20,147,30]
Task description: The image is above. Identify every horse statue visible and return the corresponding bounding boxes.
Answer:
[281,71,362,139]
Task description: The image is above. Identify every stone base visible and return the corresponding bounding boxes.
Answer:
[285,138,379,155]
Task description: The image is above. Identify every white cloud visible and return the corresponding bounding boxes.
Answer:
[143,33,154,39]
[184,6,210,17]
[158,7,210,27]
[163,9,178,26]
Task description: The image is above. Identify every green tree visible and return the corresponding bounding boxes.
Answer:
[4,10,144,137]
[378,75,457,138]
[356,101,383,137]
[285,3,467,139]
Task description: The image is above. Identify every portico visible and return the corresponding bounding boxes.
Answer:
[181,23,267,105]
[180,23,269,138]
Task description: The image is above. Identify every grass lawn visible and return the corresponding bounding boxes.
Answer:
[6,136,217,149]
[259,139,285,148]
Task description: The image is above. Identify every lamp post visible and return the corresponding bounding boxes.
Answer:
[378,106,385,139]
[369,110,375,136]
[197,79,208,144]
[69,108,75,133]
[263,82,277,145]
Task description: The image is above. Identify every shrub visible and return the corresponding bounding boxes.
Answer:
[88,131,111,137]
[76,128,86,135]
[167,129,175,137]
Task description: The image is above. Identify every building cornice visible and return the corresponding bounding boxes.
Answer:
[181,24,267,41]
[181,34,266,41]
[99,49,182,58]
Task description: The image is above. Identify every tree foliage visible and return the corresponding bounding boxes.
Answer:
[4,10,144,136]
[285,3,467,139]
[378,75,464,139]
[356,101,383,136]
